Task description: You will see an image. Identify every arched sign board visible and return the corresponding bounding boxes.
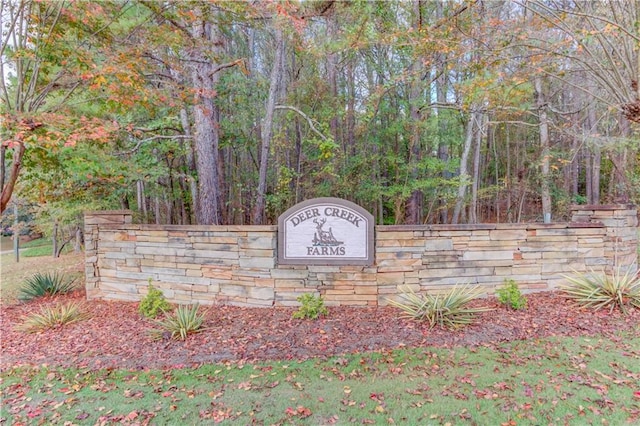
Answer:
[278,197,375,265]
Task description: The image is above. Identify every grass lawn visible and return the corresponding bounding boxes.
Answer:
[2,333,639,425]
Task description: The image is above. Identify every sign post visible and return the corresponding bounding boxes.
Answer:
[278,198,375,265]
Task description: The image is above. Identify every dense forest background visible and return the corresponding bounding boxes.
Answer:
[1,0,639,242]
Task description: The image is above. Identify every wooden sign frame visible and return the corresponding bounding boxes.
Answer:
[278,197,375,265]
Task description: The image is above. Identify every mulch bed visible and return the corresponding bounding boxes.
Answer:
[1,290,639,371]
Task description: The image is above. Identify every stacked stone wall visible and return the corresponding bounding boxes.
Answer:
[84,205,638,307]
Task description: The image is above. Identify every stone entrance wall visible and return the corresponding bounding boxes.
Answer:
[84,205,638,307]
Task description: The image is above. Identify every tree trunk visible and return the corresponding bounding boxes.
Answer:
[180,107,198,224]
[74,227,82,253]
[505,129,513,222]
[535,77,552,222]
[452,111,477,224]
[13,203,19,263]
[586,102,600,204]
[591,148,601,205]
[470,113,484,224]
[405,78,424,223]
[294,119,303,204]
[189,9,224,225]
[192,71,222,225]
[435,0,449,224]
[253,27,285,225]
[0,145,5,198]
[154,196,161,224]
[52,220,58,258]
[0,142,25,214]
[346,60,356,156]
[406,0,424,225]
[585,150,593,204]
[326,13,340,146]
[570,135,579,199]
[612,112,631,202]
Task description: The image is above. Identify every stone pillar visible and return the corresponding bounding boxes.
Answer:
[84,210,133,299]
[571,205,638,273]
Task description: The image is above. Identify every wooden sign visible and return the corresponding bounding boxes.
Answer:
[278,198,375,265]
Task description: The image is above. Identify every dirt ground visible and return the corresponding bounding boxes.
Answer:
[2,290,638,371]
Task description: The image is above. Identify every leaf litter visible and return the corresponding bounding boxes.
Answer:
[1,289,639,371]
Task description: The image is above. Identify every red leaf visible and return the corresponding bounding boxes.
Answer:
[27,409,41,418]
[297,406,312,418]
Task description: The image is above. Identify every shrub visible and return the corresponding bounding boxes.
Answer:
[496,279,527,310]
[17,302,89,333]
[151,304,205,340]
[387,285,491,329]
[292,293,328,320]
[560,267,640,314]
[139,284,172,318]
[19,272,76,301]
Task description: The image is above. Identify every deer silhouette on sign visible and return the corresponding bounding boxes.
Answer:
[312,218,343,246]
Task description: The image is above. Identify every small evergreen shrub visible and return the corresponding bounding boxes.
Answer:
[139,284,172,318]
[17,302,89,333]
[387,284,491,329]
[19,272,76,301]
[561,267,640,314]
[496,279,527,310]
[151,304,205,340]
[292,293,328,320]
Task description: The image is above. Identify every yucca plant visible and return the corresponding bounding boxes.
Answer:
[387,284,492,329]
[17,302,90,333]
[560,267,640,314]
[19,272,76,301]
[151,304,205,340]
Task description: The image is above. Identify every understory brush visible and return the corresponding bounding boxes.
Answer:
[292,293,328,320]
[496,279,527,310]
[138,284,172,318]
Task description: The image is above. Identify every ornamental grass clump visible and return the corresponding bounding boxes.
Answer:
[560,267,640,314]
[19,272,76,301]
[17,302,90,333]
[151,304,205,340]
[387,284,491,329]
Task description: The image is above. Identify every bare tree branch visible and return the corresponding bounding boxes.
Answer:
[274,105,330,141]
[116,135,193,156]
[521,1,640,44]
[209,58,247,77]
